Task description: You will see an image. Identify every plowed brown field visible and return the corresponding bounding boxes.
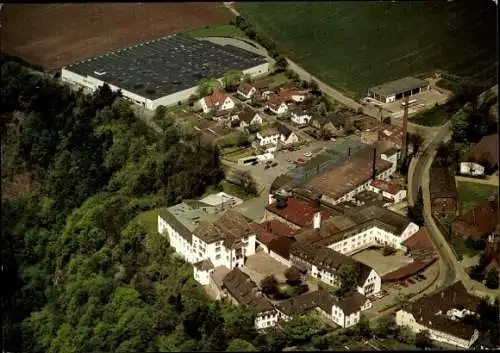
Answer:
[1,3,231,69]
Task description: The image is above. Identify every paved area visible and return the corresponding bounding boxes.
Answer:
[243,250,288,284]
[455,174,499,186]
[351,249,413,277]
[364,261,440,319]
[233,187,269,222]
[362,89,450,119]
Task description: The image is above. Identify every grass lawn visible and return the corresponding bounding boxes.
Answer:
[268,72,290,88]
[410,106,453,126]
[225,149,255,162]
[203,180,253,201]
[456,181,498,214]
[184,24,246,38]
[135,207,168,236]
[238,2,497,98]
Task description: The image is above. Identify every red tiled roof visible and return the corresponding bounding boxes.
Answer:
[402,227,434,250]
[382,260,435,282]
[267,94,286,109]
[249,223,276,246]
[367,123,404,147]
[237,82,255,96]
[370,179,402,195]
[204,90,228,109]
[262,220,298,238]
[266,197,332,228]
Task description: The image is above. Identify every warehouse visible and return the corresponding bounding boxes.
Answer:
[61,34,269,110]
[367,76,430,103]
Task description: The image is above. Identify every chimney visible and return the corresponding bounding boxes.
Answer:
[372,147,377,180]
[313,211,321,229]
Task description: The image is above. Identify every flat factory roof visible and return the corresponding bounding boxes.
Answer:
[368,76,428,97]
[65,34,267,99]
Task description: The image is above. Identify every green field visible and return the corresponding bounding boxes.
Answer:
[184,24,246,38]
[410,106,453,127]
[456,181,498,214]
[135,207,168,236]
[238,1,497,98]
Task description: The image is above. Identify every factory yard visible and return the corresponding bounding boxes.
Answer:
[351,248,413,277]
[1,3,230,69]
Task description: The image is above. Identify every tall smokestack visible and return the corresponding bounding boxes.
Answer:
[372,147,377,180]
[401,96,409,165]
[348,147,351,158]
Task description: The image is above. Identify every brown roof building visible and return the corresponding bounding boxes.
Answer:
[466,133,499,172]
[451,196,499,239]
[396,281,480,348]
[265,196,334,229]
[304,146,393,204]
[222,268,275,315]
[193,210,254,247]
[429,166,457,215]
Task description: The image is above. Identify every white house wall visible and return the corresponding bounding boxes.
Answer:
[255,310,279,330]
[459,162,485,176]
[395,310,478,349]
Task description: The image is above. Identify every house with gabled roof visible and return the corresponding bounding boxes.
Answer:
[277,123,299,145]
[233,108,263,130]
[395,281,481,349]
[199,89,235,113]
[237,82,257,100]
[222,268,279,330]
[266,94,288,115]
[275,290,372,328]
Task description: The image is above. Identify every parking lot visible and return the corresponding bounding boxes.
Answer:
[232,139,333,188]
[351,248,413,276]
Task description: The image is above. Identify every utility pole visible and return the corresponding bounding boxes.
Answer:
[400,95,409,168]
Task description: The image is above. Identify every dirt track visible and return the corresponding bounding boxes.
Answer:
[1,3,230,69]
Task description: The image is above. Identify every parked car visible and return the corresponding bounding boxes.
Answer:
[304,152,312,157]
[407,279,415,285]
[415,276,424,282]
[417,274,426,280]
[264,164,270,169]
[271,162,278,167]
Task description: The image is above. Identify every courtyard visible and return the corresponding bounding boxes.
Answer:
[351,248,413,277]
[242,250,288,285]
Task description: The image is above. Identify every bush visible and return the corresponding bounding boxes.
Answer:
[260,275,279,295]
[485,268,499,289]
[382,246,396,256]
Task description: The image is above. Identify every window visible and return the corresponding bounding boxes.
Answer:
[216,254,221,260]
[216,247,221,253]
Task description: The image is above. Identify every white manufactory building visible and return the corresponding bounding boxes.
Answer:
[157,201,256,285]
[61,34,269,110]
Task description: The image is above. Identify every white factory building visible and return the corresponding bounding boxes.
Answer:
[61,34,270,110]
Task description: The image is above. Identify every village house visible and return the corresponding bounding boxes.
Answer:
[266,95,288,115]
[278,87,307,103]
[395,281,481,349]
[460,133,499,176]
[290,107,312,125]
[237,82,257,100]
[256,128,281,146]
[289,241,382,296]
[222,268,279,330]
[233,109,263,130]
[198,90,235,114]
[213,109,240,123]
[309,114,349,137]
[451,196,498,238]
[278,124,299,145]
[368,179,407,204]
[275,290,372,328]
[429,166,458,215]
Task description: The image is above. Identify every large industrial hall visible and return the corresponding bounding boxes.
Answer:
[61,34,270,110]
